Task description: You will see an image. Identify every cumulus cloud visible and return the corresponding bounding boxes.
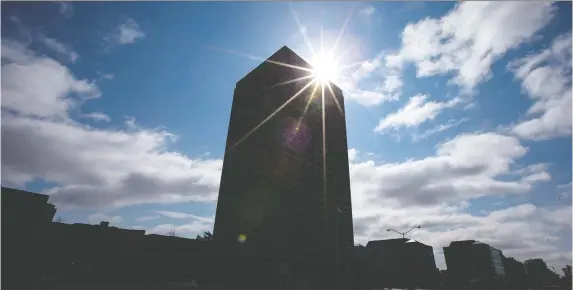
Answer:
[374,94,461,133]
[387,2,556,91]
[355,202,571,269]
[114,18,145,45]
[508,33,572,140]
[1,39,222,210]
[349,146,570,269]
[1,39,99,119]
[339,53,403,106]
[2,115,223,209]
[349,132,549,207]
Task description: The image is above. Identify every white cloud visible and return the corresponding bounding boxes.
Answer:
[349,142,570,268]
[38,35,79,63]
[387,2,556,91]
[115,18,145,45]
[374,94,461,133]
[509,33,572,140]
[348,148,358,162]
[350,55,382,81]
[155,211,214,223]
[88,212,122,225]
[141,213,214,237]
[339,53,403,106]
[2,115,223,209]
[359,5,376,17]
[135,215,159,222]
[349,132,549,208]
[557,182,572,200]
[57,2,74,18]
[101,18,145,51]
[1,39,222,210]
[412,118,468,142]
[83,112,111,122]
[1,40,99,119]
[145,219,214,238]
[357,202,571,269]
[100,73,114,81]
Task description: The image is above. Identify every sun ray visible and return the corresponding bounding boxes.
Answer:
[207,46,312,73]
[271,74,314,88]
[332,48,353,70]
[266,59,313,73]
[338,60,368,72]
[289,4,316,61]
[333,40,364,71]
[321,83,328,228]
[326,82,344,116]
[296,82,321,130]
[320,24,324,54]
[230,79,316,150]
[330,7,355,57]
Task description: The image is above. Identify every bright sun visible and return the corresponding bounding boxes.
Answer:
[311,52,339,85]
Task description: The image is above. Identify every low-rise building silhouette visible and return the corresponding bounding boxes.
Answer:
[2,186,566,290]
[525,258,561,289]
[443,240,506,290]
[363,238,439,289]
[502,256,527,290]
[2,187,57,284]
[2,186,213,286]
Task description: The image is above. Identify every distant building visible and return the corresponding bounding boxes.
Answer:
[525,258,560,289]
[443,240,506,290]
[49,221,147,281]
[49,221,211,283]
[350,245,370,290]
[2,187,56,232]
[502,256,527,290]
[1,187,57,283]
[1,186,213,284]
[212,46,353,287]
[365,238,439,289]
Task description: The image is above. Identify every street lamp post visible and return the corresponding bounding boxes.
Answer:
[386,226,421,290]
[386,226,421,239]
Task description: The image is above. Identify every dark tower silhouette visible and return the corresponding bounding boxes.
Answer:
[213,46,353,280]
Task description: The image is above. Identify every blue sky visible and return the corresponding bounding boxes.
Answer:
[1,1,571,269]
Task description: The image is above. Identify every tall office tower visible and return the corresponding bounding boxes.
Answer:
[213,46,353,270]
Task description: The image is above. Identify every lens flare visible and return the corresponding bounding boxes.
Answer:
[237,234,247,244]
[282,118,311,152]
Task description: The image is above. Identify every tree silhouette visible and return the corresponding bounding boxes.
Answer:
[167,228,177,237]
[196,231,213,241]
